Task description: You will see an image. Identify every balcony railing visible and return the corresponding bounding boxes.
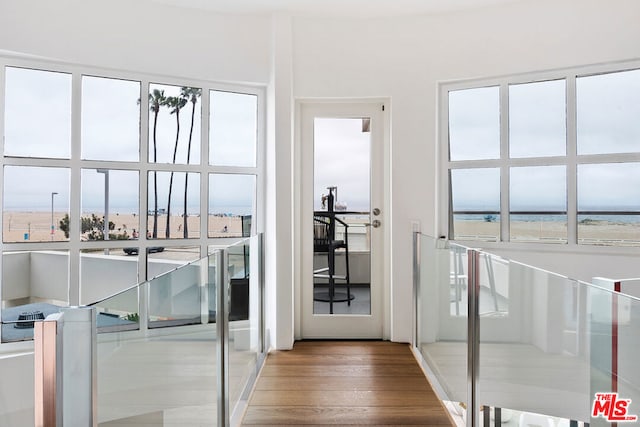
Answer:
[413,232,640,427]
[1,234,264,427]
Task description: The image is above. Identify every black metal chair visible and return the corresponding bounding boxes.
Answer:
[313,189,351,314]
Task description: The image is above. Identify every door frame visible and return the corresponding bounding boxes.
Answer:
[293,98,391,340]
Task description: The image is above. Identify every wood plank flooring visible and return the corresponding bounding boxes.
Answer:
[241,341,455,426]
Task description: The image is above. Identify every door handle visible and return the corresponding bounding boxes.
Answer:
[365,220,381,228]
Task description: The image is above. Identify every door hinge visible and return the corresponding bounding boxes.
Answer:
[382,105,385,111]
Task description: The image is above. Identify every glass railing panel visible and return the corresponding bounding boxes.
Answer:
[613,290,640,424]
[227,236,262,420]
[477,252,592,425]
[589,279,640,426]
[91,284,140,333]
[148,257,204,328]
[416,234,469,424]
[0,341,34,425]
[96,255,218,426]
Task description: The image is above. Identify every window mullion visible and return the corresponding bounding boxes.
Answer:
[201,88,210,250]
[566,75,578,246]
[500,83,510,242]
[69,71,82,306]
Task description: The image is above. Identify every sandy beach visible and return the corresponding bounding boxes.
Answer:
[454,219,640,245]
[3,211,243,243]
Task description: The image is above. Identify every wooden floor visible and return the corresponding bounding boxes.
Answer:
[241,341,455,426]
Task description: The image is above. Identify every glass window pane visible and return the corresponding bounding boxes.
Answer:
[2,250,69,342]
[147,171,200,239]
[4,67,71,158]
[82,76,141,161]
[578,163,640,246]
[3,166,70,242]
[450,168,500,241]
[509,79,566,158]
[448,86,500,161]
[510,166,567,243]
[209,174,256,238]
[81,169,139,241]
[147,84,202,164]
[210,90,257,167]
[577,69,640,155]
[80,248,139,306]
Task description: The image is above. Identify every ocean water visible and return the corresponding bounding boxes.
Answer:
[455,214,640,224]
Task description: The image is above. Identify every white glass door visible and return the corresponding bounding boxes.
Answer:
[300,102,385,338]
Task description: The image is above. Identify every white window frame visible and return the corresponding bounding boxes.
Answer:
[0,54,265,308]
[438,59,640,254]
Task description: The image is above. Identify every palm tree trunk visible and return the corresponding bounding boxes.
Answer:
[183,101,196,238]
[166,111,181,239]
[152,109,159,239]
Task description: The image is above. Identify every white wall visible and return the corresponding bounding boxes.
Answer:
[0,0,271,84]
[291,0,640,342]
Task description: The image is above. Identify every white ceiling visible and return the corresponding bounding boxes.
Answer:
[148,0,529,18]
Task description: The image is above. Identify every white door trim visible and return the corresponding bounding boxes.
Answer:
[293,98,391,340]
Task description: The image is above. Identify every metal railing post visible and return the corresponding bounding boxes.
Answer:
[412,231,421,348]
[467,249,480,427]
[258,233,266,353]
[216,249,230,427]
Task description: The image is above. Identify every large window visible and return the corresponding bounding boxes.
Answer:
[443,64,640,246]
[1,58,263,322]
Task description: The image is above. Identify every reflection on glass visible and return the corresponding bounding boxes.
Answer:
[147,83,202,164]
[476,260,591,422]
[1,250,70,342]
[418,237,469,418]
[82,76,141,161]
[4,67,72,158]
[510,165,567,243]
[209,174,255,238]
[578,163,640,246]
[95,263,217,424]
[80,248,138,306]
[448,86,500,161]
[81,169,139,241]
[478,253,509,317]
[210,90,257,167]
[148,257,203,328]
[91,284,140,333]
[147,246,201,279]
[509,80,566,158]
[3,166,70,242]
[147,171,200,239]
[450,168,500,241]
[313,118,371,315]
[577,69,640,155]
[227,238,261,412]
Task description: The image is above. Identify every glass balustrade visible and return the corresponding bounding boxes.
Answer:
[476,252,591,425]
[93,255,217,426]
[87,235,263,426]
[226,236,263,424]
[414,232,640,427]
[416,234,471,424]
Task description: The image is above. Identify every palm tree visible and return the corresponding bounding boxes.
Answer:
[181,87,201,237]
[147,89,166,239]
[163,95,187,238]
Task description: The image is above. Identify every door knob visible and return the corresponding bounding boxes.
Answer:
[371,219,381,228]
[372,208,381,216]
